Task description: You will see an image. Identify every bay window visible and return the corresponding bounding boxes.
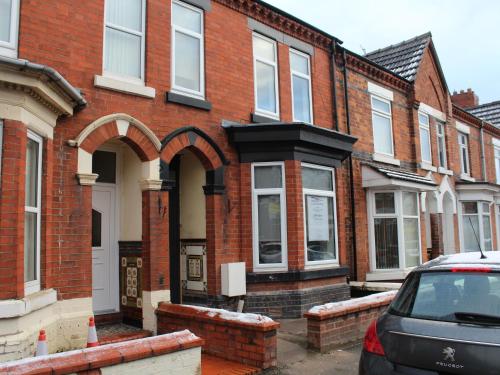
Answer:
[495,146,500,184]
[369,191,421,271]
[25,131,42,295]
[252,163,287,270]
[290,49,313,123]
[419,113,432,164]
[0,0,19,57]
[461,202,492,252]
[458,132,470,175]
[171,0,204,98]
[253,33,279,119]
[104,0,146,81]
[371,96,394,156]
[436,122,447,169]
[302,164,337,266]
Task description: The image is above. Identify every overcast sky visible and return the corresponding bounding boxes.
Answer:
[265,0,500,104]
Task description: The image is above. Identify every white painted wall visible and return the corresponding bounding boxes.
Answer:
[119,145,142,241]
[179,152,206,240]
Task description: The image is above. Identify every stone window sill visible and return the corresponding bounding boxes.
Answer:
[166,91,212,111]
[251,112,281,124]
[0,288,57,318]
[372,153,401,166]
[438,167,453,176]
[419,162,437,172]
[94,75,156,99]
[460,173,475,182]
[366,269,415,282]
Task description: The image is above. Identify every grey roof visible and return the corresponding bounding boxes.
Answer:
[364,32,432,81]
[468,101,500,127]
[368,164,436,186]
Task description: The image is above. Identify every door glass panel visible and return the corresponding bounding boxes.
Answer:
[257,195,282,264]
[92,151,117,183]
[92,209,102,247]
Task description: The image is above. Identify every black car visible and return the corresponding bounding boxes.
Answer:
[359,251,500,375]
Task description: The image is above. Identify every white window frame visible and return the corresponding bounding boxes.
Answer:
[459,201,492,252]
[418,112,432,164]
[436,122,447,169]
[496,205,500,251]
[290,49,313,124]
[251,162,287,272]
[370,95,394,157]
[494,146,500,184]
[171,0,205,99]
[102,0,146,84]
[458,132,470,175]
[367,190,422,272]
[302,163,338,268]
[0,0,20,58]
[253,33,280,120]
[25,131,43,295]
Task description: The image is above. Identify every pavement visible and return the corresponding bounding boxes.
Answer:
[263,318,362,375]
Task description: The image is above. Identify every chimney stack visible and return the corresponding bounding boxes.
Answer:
[451,88,479,109]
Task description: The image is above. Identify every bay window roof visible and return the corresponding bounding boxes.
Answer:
[362,164,436,191]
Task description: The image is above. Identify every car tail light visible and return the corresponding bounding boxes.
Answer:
[363,320,385,356]
[451,267,491,273]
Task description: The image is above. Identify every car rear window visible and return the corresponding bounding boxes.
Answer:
[390,271,500,323]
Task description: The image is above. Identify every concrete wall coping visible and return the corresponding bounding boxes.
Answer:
[0,288,57,319]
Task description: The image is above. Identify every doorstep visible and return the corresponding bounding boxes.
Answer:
[202,354,260,375]
[96,323,152,345]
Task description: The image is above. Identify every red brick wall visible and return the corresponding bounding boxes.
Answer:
[451,90,479,109]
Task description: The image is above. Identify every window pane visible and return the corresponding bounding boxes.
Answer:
[292,75,311,123]
[0,0,11,42]
[305,195,336,262]
[105,27,141,78]
[24,212,37,282]
[25,138,39,208]
[257,195,282,264]
[374,217,399,269]
[256,61,276,113]
[174,31,200,91]
[462,214,480,252]
[482,202,490,213]
[418,113,429,126]
[372,113,392,154]
[106,0,142,32]
[462,202,478,214]
[438,136,446,168]
[420,127,431,162]
[404,218,420,267]
[302,167,333,191]
[461,147,469,173]
[403,192,418,216]
[375,193,395,214]
[253,36,275,61]
[172,2,201,33]
[254,165,282,189]
[290,52,309,75]
[92,209,102,247]
[92,150,116,184]
[483,214,492,251]
[372,97,390,114]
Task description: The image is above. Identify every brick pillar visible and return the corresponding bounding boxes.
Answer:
[285,160,304,271]
[430,213,444,259]
[141,189,169,333]
[205,194,224,296]
[0,120,27,299]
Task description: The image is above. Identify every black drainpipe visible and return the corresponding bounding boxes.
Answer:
[341,47,358,281]
[330,42,339,131]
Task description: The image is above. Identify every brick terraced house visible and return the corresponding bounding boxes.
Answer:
[0,0,499,362]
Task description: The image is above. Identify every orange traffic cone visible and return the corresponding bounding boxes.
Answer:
[87,317,99,348]
[35,330,48,356]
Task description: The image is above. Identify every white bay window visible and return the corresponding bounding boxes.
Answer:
[0,0,19,57]
[253,33,279,119]
[172,0,204,98]
[25,131,42,295]
[252,163,287,271]
[104,0,146,81]
[371,96,394,156]
[290,50,313,123]
[302,164,337,266]
[461,202,492,252]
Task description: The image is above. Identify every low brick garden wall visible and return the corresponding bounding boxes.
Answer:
[0,330,203,374]
[304,291,398,353]
[157,303,280,369]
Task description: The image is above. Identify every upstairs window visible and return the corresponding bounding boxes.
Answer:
[0,0,19,58]
[171,0,204,98]
[253,33,279,119]
[371,96,393,156]
[495,146,500,184]
[104,0,146,81]
[458,132,470,175]
[419,113,432,164]
[436,122,447,169]
[290,49,312,123]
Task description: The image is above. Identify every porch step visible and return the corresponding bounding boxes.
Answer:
[202,354,260,375]
[96,323,152,346]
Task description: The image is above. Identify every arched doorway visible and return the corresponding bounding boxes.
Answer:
[442,191,456,254]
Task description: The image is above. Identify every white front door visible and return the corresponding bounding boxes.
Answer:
[92,185,119,314]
